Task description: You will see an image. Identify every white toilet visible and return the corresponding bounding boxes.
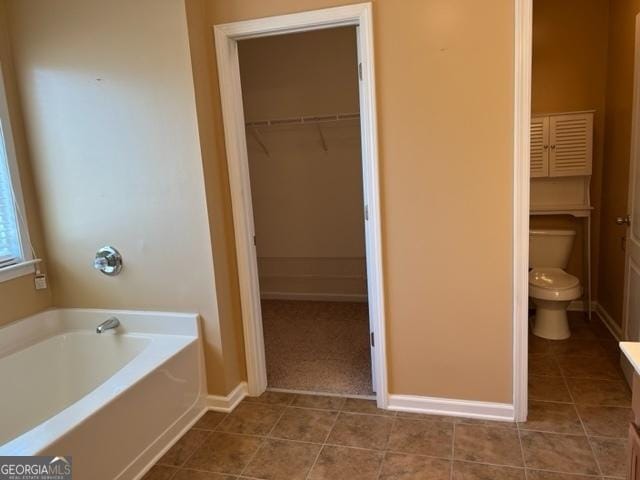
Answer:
[529,229,582,340]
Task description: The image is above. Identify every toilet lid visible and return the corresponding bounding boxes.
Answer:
[529,268,580,290]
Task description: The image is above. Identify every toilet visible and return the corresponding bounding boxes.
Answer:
[529,229,582,340]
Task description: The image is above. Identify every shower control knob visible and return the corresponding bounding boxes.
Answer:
[94,246,123,276]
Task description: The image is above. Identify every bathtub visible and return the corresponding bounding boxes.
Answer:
[0,308,206,479]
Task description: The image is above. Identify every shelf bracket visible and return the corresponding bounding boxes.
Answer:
[250,127,270,157]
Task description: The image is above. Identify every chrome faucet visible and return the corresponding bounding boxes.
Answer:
[96,316,120,334]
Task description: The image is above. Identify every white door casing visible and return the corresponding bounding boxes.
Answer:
[214,3,388,406]
[623,14,640,344]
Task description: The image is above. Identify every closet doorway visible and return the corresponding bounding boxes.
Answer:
[214,5,387,405]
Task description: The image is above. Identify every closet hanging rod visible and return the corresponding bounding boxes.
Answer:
[245,112,360,128]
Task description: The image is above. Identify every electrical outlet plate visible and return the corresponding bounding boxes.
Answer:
[34,274,47,290]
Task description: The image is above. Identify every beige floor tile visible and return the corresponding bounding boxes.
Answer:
[185,432,262,474]
[342,398,396,416]
[557,355,623,380]
[518,401,583,435]
[141,465,178,480]
[525,470,602,480]
[158,429,210,467]
[576,405,632,438]
[566,315,598,339]
[529,335,553,355]
[519,431,598,475]
[292,394,346,410]
[452,461,525,480]
[529,354,562,377]
[327,412,393,450]
[566,378,631,407]
[589,436,627,478]
[243,391,296,406]
[456,418,517,429]
[243,438,321,480]
[528,375,572,403]
[217,403,284,435]
[387,418,453,458]
[193,411,227,431]
[308,445,384,480]
[547,338,607,357]
[270,407,338,443]
[379,453,450,480]
[453,424,523,467]
[172,470,235,480]
[395,411,458,422]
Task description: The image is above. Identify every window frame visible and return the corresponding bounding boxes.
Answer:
[0,62,34,283]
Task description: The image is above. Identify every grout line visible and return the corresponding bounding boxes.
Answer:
[236,402,290,478]
[374,412,396,479]
[556,344,604,477]
[158,428,213,470]
[304,403,343,480]
[450,422,456,480]
[515,407,527,472]
[237,437,267,478]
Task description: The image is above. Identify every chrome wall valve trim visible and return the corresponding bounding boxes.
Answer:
[94,246,123,275]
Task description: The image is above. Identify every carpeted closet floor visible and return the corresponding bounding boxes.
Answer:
[261,300,373,396]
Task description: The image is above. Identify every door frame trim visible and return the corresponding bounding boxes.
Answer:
[513,0,533,422]
[213,3,388,407]
[622,14,640,341]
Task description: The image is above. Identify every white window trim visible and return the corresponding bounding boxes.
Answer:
[0,63,34,283]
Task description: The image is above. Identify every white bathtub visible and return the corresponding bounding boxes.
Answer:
[0,308,206,479]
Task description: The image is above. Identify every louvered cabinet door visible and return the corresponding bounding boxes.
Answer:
[549,113,593,177]
[530,117,549,177]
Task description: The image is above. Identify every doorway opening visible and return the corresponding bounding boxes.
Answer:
[520,0,635,449]
[214,4,387,406]
[239,27,371,396]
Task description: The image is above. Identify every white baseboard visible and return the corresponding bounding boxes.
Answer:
[206,382,248,412]
[261,291,367,302]
[387,394,515,422]
[593,302,623,340]
[565,300,622,341]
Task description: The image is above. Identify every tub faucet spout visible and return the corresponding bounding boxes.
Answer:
[96,316,120,334]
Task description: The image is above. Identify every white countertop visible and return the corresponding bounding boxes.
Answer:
[621,342,640,374]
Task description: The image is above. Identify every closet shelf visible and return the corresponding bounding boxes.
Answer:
[245,112,360,128]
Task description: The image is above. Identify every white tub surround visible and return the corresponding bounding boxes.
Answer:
[0,308,206,480]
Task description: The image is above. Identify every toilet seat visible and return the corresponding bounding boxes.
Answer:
[529,268,582,301]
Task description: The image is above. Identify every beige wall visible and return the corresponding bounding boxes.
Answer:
[0,0,51,326]
[239,29,366,299]
[5,0,244,395]
[599,0,640,328]
[187,0,515,402]
[531,0,609,293]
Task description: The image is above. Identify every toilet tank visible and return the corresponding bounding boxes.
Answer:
[529,229,576,268]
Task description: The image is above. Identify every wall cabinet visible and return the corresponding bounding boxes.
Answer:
[531,112,593,178]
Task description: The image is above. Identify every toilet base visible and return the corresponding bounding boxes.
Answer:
[532,299,571,340]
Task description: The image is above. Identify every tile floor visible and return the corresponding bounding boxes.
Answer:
[144,312,631,480]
